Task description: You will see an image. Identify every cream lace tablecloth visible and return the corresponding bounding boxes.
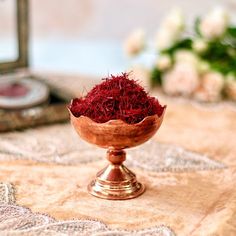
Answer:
[0,73,236,236]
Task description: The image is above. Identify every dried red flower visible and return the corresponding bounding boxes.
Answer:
[69,73,165,124]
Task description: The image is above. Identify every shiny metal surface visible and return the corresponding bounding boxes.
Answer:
[70,109,165,200]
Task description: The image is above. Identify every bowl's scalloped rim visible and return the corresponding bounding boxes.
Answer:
[68,106,166,126]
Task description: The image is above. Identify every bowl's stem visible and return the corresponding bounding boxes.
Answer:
[107,149,126,164]
[87,148,145,200]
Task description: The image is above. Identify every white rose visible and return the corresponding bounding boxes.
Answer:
[156,54,171,71]
[199,7,229,39]
[124,29,145,56]
[161,8,184,33]
[198,60,210,74]
[195,71,224,102]
[163,62,199,96]
[155,8,184,50]
[202,72,224,92]
[174,50,199,68]
[193,38,208,53]
[155,28,178,51]
[225,74,236,101]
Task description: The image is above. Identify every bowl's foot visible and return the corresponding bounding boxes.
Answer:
[87,164,145,200]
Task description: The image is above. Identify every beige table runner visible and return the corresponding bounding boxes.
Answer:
[0,74,235,235]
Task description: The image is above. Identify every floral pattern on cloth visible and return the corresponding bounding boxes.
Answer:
[0,124,225,172]
[0,183,15,205]
[127,141,225,172]
[0,183,175,236]
[0,121,228,235]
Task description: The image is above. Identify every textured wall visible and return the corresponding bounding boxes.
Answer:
[29,0,236,40]
[1,0,236,40]
[1,0,236,74]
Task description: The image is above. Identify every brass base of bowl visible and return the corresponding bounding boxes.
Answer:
[88,150,145,200]
[88,164,145,200]
[70,110,166,200]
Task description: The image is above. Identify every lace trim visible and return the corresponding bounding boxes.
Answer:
[127,141,225,172]
[0,125,225,172]
[0,183,15,205]
[0,184,175,236]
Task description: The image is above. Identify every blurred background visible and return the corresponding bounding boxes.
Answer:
[1,0,236,76]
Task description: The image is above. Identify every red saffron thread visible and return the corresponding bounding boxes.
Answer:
[69,73,165,124]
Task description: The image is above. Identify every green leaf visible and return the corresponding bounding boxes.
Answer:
[161,38,192,56]
[194,17,202,36]
[150,68,162,86]
[197,37,236,75]
[227,26,236,38]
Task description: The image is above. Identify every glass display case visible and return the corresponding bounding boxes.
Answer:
[0,0,71,132]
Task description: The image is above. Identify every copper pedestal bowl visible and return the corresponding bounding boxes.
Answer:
[69,110,165,200]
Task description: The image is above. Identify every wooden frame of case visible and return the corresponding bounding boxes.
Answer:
[0,0,28,73]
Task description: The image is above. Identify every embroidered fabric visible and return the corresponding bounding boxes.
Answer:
[0,183,15,205]
[0,124,225,171]
[0,123,226,235]
[0,183,175,236]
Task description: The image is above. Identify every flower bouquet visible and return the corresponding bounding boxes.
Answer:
[124,7,236,102]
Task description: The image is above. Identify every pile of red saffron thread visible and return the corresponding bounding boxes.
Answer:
[69,73,165,124]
